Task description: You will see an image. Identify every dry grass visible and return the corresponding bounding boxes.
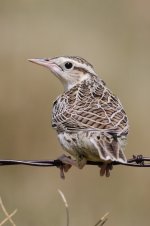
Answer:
[58,189,109,226]
[0,192,108,226]
[0,197,17,226]
[94,212,109,226]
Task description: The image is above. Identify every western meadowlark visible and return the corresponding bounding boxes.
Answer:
[29,56,129,178]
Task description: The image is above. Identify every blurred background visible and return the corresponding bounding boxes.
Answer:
[0,0,150,225]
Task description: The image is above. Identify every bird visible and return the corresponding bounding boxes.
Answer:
[28,56,129,179]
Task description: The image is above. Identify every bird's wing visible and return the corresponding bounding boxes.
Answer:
[52,79,128,136]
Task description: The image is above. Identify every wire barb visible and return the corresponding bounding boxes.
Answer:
[0,155,150,167]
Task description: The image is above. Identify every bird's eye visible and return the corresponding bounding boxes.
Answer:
[64,62,73,69]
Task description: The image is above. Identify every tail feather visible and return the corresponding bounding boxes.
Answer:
[91,133,127,163]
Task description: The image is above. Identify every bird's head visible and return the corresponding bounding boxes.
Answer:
[28,56,97,90]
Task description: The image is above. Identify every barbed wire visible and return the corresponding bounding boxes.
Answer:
[0,155,149,167]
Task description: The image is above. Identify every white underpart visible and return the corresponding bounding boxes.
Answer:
[66,73,90,90]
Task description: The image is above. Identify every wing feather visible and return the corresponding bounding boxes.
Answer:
[52,78,129,136]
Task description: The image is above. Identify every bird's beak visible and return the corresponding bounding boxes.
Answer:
[28,58,50,67]
[28,58,61,76]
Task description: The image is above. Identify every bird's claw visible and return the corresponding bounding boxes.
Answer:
[99,163,113,177]
[57,155,75,179]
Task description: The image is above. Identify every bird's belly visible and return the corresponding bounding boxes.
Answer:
[57,131,101,161]
[57,130,127,163]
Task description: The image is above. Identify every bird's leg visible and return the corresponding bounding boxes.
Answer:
[57,154,87,179]
[57,154,76,179]
[99,163,113,177]
[76,155,87,169]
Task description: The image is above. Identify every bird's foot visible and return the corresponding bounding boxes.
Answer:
[98,163,113,177]
[77,157,87,169]
[57,155,76,179]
